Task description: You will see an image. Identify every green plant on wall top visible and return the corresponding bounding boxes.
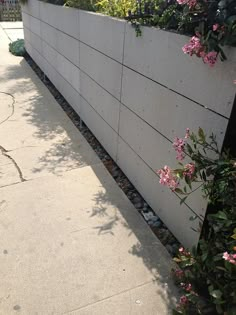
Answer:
[158,128,236,314]
[96,0,136,18]
[64,0,97,10]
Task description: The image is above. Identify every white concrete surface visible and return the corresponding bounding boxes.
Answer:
[21,1,236,247]
[0,24,178,315]
[123,25,236,118]
[0,22,24,41]
[79,10,126,62]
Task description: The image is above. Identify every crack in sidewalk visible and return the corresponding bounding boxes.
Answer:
[0,91,15,126]
[0,145,26,182]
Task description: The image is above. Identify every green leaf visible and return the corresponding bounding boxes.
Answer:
[210,211,228,220]
[201,251,208,262]
[198,127,206,142]
[210,290,223,299]
[175,188,185,195]
[231,234,236,240]
[186,143,193,155]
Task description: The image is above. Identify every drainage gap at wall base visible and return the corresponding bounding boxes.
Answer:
[24,53,181,256]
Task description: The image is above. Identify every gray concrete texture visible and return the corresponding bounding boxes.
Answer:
[0,24,179,314]
[21,0,236,247]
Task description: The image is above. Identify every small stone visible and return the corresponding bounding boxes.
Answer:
[13,305,21,311]
[134,202,143,209]
[133,196,142,204]
[149,220,162,228]
[142,211,156,221]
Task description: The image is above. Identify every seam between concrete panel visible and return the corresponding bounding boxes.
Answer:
[22,12,230,119]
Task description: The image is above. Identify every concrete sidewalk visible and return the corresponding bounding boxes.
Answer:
[0,25,178,314]
[0,22,24,42]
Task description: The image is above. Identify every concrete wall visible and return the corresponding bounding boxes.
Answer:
[21,0,236,248]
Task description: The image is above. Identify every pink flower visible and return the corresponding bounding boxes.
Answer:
[223,252,236,265]
[188,0,197,8]
[173,137,186,160]
[203,51,218,67]
[177,0,197,8]
[179,247,184,253]
[175,269,184,278]
[184,163,195,178]
[182,36,204,57]
[185,128,190,139]
[180,295,188,305]
[157,166,179,191]
[185,283,192,291]
[176,0,188,4]
[213,24,219,31]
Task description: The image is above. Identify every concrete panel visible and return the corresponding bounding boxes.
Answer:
[80,71,120,132]
[21,0,40,17]
[24,38,32,57]
[22,12,30,29]
[116,136,201,248]
[57,53,80,93]
[23,25,31,44]
[118,105,207,217]
[57,31,79,67]
[41,22,57,51]
[40,2,79,39]
[43,57,58,88]
[30,31,42,54]
[80,97,118,161]
[121,66,229,149]
[80,42,122,100]
[42,41,57,69]
[123,25,236,118]
[79,10,125,62]
[55,6,79,40]
[30,15,41,37]
[56,71,81,115]
[30,46,45,73]
[39,1,59,29]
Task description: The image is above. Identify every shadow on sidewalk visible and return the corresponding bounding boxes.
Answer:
[1,57,179,312]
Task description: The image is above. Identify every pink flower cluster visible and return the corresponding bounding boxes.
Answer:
[182,36,218,67]
[181,282,192,292]
[172,129,190,161]
[182,36,204,56]
[223,252,236,265]
[213,24,219,31]
[184,163,195,178]
[179,247,191,257]
[179,295,189,305]
[203,51,218,67]
[174,269,184,278]
[177,0,197,8]
[173,137,186,160]
[157,166,179,191]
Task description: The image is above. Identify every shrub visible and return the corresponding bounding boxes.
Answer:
[158,128,236,314]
